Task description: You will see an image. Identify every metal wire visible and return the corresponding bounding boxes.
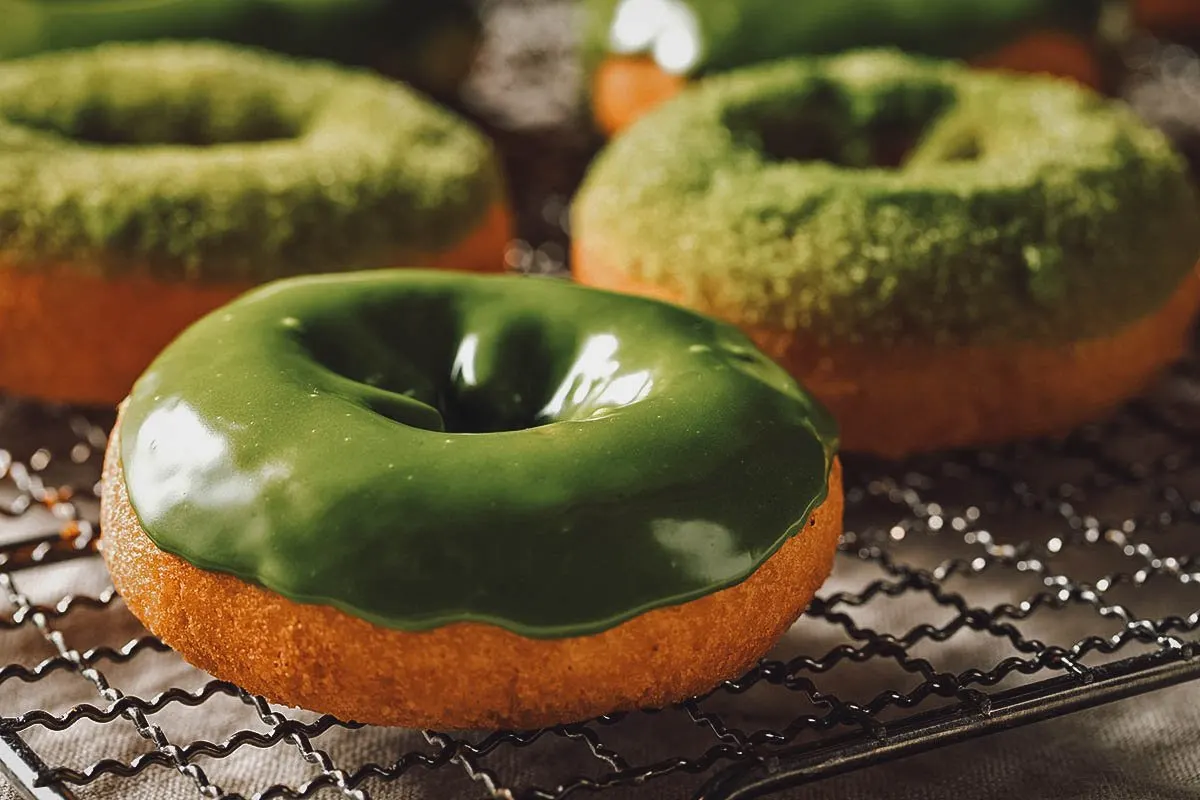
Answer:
[3,347,1200,800]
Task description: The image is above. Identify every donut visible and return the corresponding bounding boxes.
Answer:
[0,42,510,405]
[572,50,1200,458]
[99,269,843,729]
[0,0,481,98]
[585,0,1104,135]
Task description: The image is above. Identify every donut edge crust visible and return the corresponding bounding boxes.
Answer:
[100,411,844,730]
[573,238,1200,458]
[0,201,510,406]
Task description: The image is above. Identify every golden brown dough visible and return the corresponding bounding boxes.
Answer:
[574,242,1200,458]
[0,202,510,406]
[101,411,844,729]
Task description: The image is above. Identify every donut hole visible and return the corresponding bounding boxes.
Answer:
[752,112,953,170]
[728,80,968,170]
[299,313,656,435]
[0,63,309,147]
[754,114,852,166]
[933,130,984,162]
[295,315,529,436]
[8,97,302,147]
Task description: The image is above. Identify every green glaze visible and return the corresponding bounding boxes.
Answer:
[0,0,481,96]
[119,270,838,638]
[584,0,1102,77]
[572,50,1200,346]
[0,42,504,282]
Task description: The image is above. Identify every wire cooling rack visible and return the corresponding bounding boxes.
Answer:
[4,2,1200,799]
[4,353,1200,800]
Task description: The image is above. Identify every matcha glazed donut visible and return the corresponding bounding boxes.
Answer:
[100,269,843,729]
[585,0,1105,135]
[0,42,511,405]
[0,0,483,98]
[573,50,1200,458]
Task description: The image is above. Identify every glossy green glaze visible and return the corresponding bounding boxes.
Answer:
[0,0,480,96]
[584,0,1101,76]
[119,270,839,638]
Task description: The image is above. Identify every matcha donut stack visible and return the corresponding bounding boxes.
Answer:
[0,42,510,404]
[573,50,1200,457]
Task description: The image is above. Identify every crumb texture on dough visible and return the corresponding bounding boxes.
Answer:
[0,42,504,282]
[102,419,844,729]
[573,50,1200,345]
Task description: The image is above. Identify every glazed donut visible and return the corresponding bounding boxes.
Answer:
[0,0,481,98]
[585,0,1104,135]
[572,50,1200,458]
[0,42,510,405]
[100,270,843,729]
